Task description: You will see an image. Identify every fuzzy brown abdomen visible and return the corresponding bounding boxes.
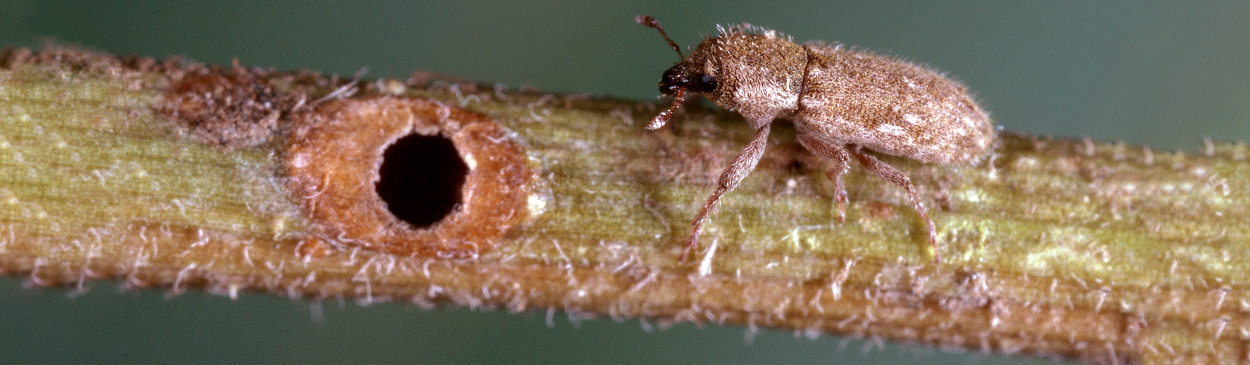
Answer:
[796,45,995,164]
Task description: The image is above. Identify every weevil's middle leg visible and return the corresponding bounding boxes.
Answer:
[681,124,772,261]
[847,145,940,263]
[796,132,851,222]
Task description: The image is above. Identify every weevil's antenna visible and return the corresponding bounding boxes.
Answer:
[636,15,688,130]
[635,15,683,58]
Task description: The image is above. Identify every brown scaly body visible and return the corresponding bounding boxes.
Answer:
[637,16,995,263]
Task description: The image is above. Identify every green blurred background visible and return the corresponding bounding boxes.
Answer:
[2,1,1246,364]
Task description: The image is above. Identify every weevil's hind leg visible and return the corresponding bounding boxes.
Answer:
[847,146,940,264]
[796,133,851,222]
[681,124,773,261]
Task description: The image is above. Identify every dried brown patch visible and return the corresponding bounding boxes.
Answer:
[286,97,532,258]
[154,65,305,148]
[0,45,295,148]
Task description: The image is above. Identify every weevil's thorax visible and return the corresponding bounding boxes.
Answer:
[668,31,807,127]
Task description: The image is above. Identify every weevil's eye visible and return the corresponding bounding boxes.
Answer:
[689,74,718,93]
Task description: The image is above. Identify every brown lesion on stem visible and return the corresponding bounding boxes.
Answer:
[154,64,304,148]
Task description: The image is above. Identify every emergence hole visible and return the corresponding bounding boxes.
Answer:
[376,133,468,228]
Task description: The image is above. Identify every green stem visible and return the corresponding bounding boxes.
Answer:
[1,47,1247,364]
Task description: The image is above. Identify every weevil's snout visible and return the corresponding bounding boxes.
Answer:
[659,64,718,96]
[659,67,687,96]
[648,66,692,130]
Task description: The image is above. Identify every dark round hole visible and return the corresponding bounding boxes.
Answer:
[375,133,468,228]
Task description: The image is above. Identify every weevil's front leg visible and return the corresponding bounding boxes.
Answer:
[681,124,772,261]
[847,146,940,263]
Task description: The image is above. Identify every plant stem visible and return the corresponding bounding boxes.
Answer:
[1,48,1247,364]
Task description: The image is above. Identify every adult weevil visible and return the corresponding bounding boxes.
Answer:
[637,15,995,263]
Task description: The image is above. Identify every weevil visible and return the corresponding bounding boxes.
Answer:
[636,15,995,263]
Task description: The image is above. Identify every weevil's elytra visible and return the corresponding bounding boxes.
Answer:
[636,15,996,264]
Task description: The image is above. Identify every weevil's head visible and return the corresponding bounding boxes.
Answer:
[641,58,721,130]
[639,16,806,130]
[658,62,719,98]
